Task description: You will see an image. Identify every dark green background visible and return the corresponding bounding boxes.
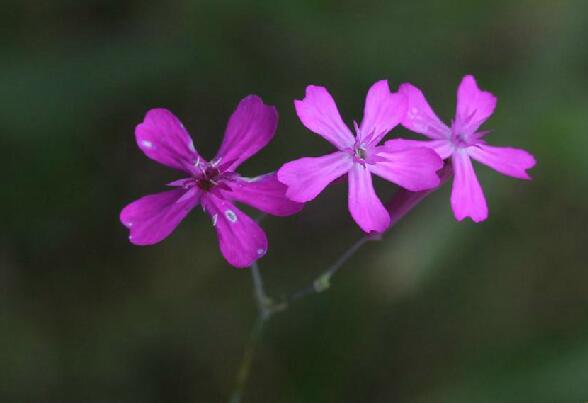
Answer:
[2,1,588,402]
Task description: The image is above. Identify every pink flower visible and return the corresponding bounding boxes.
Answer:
[277,80,443,233]
[398,75,536,222]
[120,95,303,268]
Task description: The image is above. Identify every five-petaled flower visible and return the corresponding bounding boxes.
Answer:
[398,75,536,222]
[120,95,303,268]
[277,80,443,233]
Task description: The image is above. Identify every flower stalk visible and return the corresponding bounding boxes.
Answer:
[229,163,454,402]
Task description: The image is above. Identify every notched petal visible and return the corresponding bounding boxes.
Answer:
[215,95,278,171]
[348,164,390,233]
[454,75,497,135]
[468,144,536,180]
[294,85,355,150]
[225,172,304,216]
[359,80,407,145]
[202,194,268,268]
[277,151,353,202]
[399,83,451,139]
[370,146,443,191]
[120,188,200,245]
[135,109,200,172]
[451,151,488,222]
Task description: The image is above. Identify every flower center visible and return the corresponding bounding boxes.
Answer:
[193,158,226,191]
[354,146,367,161]
[196,166,221,191]
[451,129,470,147]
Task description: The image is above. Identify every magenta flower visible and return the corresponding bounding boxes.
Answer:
[120,95,303,268]
[398,75,536,222]
[277,80,443,233]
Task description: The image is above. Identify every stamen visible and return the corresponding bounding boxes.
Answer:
[210,157,222,168]
[353,120,361,135]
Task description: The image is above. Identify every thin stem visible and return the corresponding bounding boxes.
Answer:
[229,261,285,403]
[288,234,375,303]
[286,164,454,304]
[228,163,454,402]
[250,262,271,320]
[229,235,375,403]
[228,316,264,403]
[228,263,270,403]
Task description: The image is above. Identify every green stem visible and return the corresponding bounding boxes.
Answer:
[228,316,265,403]
[228,166,454,402]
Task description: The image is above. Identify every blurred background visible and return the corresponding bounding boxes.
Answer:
[2,1,588,402]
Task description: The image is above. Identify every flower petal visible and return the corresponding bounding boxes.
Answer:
[359,80,407,145]
[225,173,304,216]
[277,151,353,202]
[369,146,443,191]
[454,75,496,135]
[215,95,278,171]
[294,85,355,150]
[348,164,390,233]
[384,138,454,160]
[399,83,451,139]
[135,109,200,173]
[451,150,488,222]
[468,144,536,180]
[120,188,200,245]
[202,194,268,268]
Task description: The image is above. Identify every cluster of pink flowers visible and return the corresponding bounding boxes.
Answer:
[120,75,536,268]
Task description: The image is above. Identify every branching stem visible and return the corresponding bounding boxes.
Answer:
[228,164,454,402]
